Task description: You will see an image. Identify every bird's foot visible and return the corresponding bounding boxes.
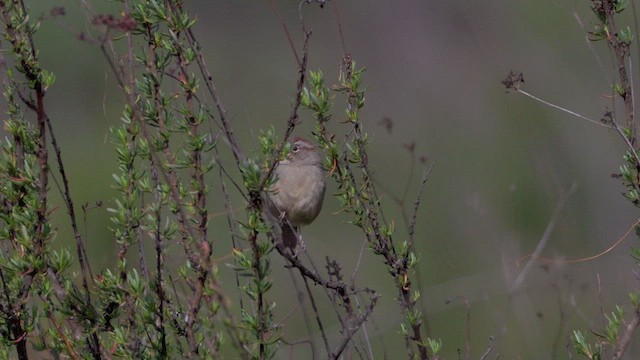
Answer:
[293,237,306,257]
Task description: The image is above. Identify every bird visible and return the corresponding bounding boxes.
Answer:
[269,137,326,250]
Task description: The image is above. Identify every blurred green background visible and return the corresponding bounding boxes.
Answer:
[24,0,640,358]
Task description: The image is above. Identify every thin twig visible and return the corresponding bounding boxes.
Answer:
[352,292,375,359]
[259,30,312,193]
[515,89,611,128]
[185,27,245,164]
[572,12,610,85]
[611,303,640,359]
[407,162,435,249]
[270,0,301,68]
[44,114,93,294]
[302,275,330,355]
[514,182,578,288]
[602,0,635,143]
[216,146,245,310]
[329,291,380,360]
[286,268,317,356]
[479,336,495,360]
[516,217,640,265]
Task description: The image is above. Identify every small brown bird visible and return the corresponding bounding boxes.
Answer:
[269,137,326,249]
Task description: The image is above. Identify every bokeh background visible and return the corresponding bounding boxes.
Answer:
[23,0,640,358]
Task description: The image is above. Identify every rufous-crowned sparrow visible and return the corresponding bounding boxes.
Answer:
[269,137,326,249]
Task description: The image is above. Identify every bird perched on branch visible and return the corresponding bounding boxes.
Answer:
[269,137,326,251]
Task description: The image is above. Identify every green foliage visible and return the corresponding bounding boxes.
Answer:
[0,1,69,357]
[0,1,437,359]
[303,60,430,359]
[573,331,603,360]
[602,306,624,344]
[427,337,442,356]
[302,70,332,121]
[571,2,640,358]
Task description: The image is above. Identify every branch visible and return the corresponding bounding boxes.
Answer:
[611,303,640,359]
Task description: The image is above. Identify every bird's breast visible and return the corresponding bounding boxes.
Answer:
[271,164,326,225]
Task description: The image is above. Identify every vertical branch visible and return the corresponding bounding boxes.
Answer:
[11,0,50,254]
[611,304,640,359]
[245,189,273,358]
[0,1,51,358]
[601,0,635,144]
[259,30,311,192]
[44,116,102,358]
[45,117,92,293]
[150,160,168,356]
[184,27,245,164]
[336,56,429,359]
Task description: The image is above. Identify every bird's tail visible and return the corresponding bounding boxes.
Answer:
[281,222,299,249]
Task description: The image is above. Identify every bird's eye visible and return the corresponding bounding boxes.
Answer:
[292,145,299,152]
